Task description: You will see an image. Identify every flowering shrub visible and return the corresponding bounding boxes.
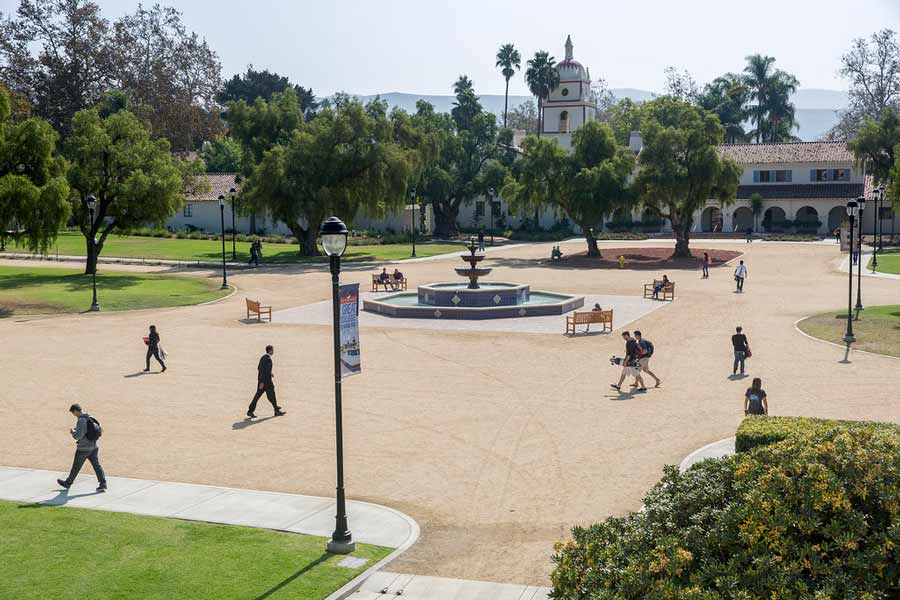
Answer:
[552,420,900,599]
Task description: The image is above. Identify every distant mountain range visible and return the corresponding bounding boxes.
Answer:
[352,88,849,142]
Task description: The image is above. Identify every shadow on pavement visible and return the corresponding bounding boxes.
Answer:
[124,371,159,378]
[18,488,105,508]
[232,416,277,430]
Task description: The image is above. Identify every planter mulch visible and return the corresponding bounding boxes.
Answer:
[551,247,743,270]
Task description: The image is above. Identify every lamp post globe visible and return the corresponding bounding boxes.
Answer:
[218,195,228,290]
[854,195,865,319]
[844,200,858,344]
[86,194,100,312]
[319,215,355,554]
[229,187,237,261]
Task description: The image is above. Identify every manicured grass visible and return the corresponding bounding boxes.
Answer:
[0,266,231,315]
[798,304,900,357]
[868,249,900,275]
[0,499,390,600]
[3,231,462,263]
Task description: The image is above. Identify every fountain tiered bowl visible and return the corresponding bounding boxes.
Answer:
[362,241,583,320]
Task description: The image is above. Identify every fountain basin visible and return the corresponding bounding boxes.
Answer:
[364,285,584,319]
[419,282,527,307]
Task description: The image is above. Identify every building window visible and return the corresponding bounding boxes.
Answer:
[475,202,485,217]
[775,170,792,182]
[183,203,193,217]
[559,111,569,133]
[811,169,851,182]
[491,201,501,216]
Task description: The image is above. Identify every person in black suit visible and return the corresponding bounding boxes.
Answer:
[247,345,285,418]
[143,325,166,372]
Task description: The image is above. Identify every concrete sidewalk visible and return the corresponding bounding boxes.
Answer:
[352,571,551,599]
[0,465,416,549]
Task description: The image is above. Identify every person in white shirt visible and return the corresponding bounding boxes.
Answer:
[734,260,748,293]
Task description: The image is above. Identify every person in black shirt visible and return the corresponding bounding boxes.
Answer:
[143,325,166,372]
[247,345,285,418]
[611,331,646,392]
[744,377,768,415]
[731,326,749,375]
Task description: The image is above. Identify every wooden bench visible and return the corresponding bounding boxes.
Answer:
[246,298,272,322]
[565,310,613,335]
[371,274,408,292]
[643,280,675,301]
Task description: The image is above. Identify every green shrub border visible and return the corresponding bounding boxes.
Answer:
[735,415,900,453]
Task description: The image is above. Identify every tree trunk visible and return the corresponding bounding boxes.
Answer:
[432,202,460,239]
[503,79,509,128]
[584,230,600,257]
[85,238,99,275]
[672,219,693,258]
[290,225,320,256]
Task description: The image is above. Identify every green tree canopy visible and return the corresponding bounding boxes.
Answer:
[743,54,800,143]
[66,108,185,273]
[634,97,741,257]
[833,29,900,139]
[0,87,70,252]
[603,98,643,146]
[217,66,317,119]
[849,105,900,185]
[495,43,521,128]
[503,120,635,256]
[524,50,558,137]
[697,73,751,143]
[202,137,242,173]
[233,93,419,255]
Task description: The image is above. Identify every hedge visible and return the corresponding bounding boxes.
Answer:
[736,415,900,452]
[552,418,900,599]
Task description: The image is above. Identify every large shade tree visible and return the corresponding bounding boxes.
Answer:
[524,50,558,137]
[634,97,741,258]
[66,108,186,274]
[503,120,635,257]
[833,29,900,139]
[849,105,900,185]
[0,87,69,252]
[743,54,800,143]
[495,43,521,128]
[230,90,419,255]
[217,66,317,120]
[697,73,751,143]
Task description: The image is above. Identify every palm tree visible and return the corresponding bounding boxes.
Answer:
[743,54,800,143]
[525,51,559,137]
[496,44,521,128]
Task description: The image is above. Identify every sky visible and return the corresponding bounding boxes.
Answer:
[91,0,900,97]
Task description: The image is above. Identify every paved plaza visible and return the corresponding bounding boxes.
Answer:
[3,239,900,586]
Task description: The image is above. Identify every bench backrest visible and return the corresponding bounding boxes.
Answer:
[575,310,612,323]
[246,298,261,311]
[654,280,675,288]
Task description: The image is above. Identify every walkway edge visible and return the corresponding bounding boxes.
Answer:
[679,437,737,472]
[793,316,900,363]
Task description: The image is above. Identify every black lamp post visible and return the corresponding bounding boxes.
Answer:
[87,195,100,312]
[872,186,883,272]
[877,185,885,251]
[410,187,417,258]
[229,187,237,261]
[854,195,865,319]
[320,216,356,555]
[488,188,495,246]
[844,200,858,344]
[218,195,228,289]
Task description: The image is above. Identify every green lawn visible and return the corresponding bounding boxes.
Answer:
[868,249,900,275]
[798,304,900,358]
[0,265,231,315]
[0,500,390,600]
[3,231,462,263]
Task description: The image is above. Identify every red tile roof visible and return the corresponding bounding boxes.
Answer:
[717,141,853,165]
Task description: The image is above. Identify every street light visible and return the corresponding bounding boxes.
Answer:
[844,200,858,345]
[218,195,228,290]
[854,195,865,319]
[320,216,356,555]
[229,187,237,261]
[877,185,885,252]
[87,195,100,312]
[488,188,496,247]
[410,187,417,258]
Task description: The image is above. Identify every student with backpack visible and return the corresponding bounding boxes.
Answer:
[634,330,661,388]
[57,404,107,492]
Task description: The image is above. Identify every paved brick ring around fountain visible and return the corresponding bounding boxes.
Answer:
[363,240,584,319]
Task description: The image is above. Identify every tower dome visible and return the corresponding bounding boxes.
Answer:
[557,35,588,81]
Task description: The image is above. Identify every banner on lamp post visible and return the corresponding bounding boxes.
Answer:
[339,283,361,378]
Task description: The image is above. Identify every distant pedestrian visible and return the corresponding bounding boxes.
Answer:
[731,326,750,375]
[611,331,646,392]
[734,260,748,293]
[247,345,285,418]
[745,227,753,243]
[701,252,710,278]
[143,325,166,372]
[744,378,768,416]
[477,229,485,251]
[652,274,671,299]
[57,404,107,492]
[634,330,661,388]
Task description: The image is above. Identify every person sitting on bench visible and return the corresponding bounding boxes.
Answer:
[379,268,397,291]
[652,274,670,300]
[392,268,404,284]
[551,245,563,260]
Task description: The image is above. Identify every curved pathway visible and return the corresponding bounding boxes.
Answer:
[2,240,899,586]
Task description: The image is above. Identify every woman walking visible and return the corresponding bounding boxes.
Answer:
[701,252,710,278]
[744,378,767,416]
[143,325,166,372]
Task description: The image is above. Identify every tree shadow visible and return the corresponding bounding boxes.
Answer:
[232,416,277,430]
[252,553,331,600]
[0,271,150,293]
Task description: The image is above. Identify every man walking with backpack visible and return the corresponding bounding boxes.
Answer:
[611,331,647,393]
[634,330,661,388]
[57,404,107,492]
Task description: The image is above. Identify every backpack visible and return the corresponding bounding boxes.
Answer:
[84,416,102,441]
[642,340,654,357]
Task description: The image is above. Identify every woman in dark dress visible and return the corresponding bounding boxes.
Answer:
[744,377,767,416]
